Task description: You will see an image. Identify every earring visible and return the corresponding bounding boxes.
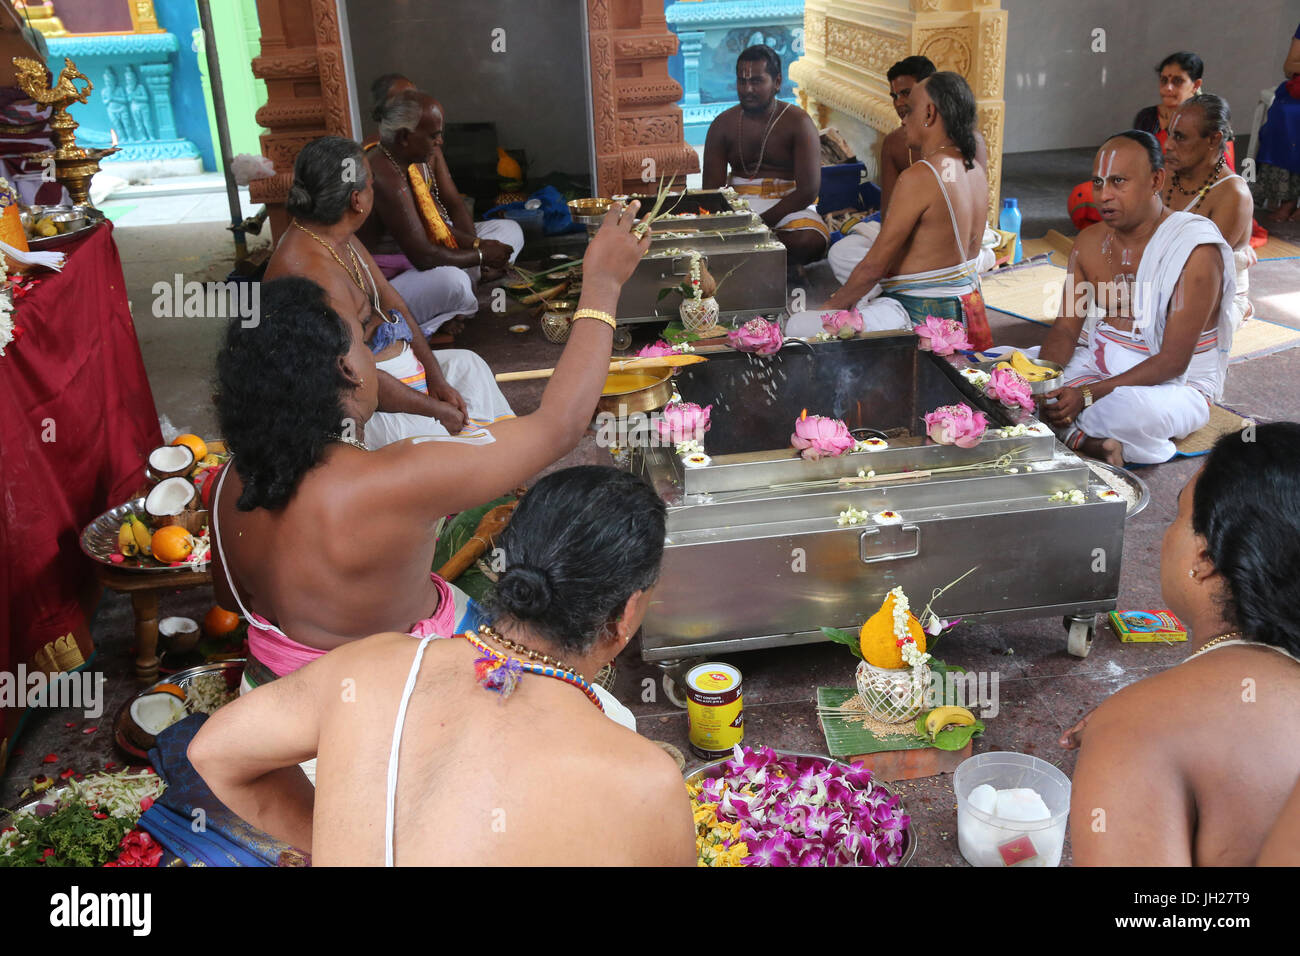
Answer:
[1188,568,1195,579]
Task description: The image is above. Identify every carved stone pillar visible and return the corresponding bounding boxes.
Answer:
[250,0,353,240]
[588,0,698,196]
[790,0,1006,224]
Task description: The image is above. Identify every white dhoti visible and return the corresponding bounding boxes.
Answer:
[828,220,999,286]
[387,265,478,337]
[365,342,515,449]
[466,218,525,284]
[784,292,910,338]
[1045,322,1220,464]
[730,176,829,247]
[1040,211,1236,465]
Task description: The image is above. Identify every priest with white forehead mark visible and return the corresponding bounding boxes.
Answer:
[1030,130,1235,466]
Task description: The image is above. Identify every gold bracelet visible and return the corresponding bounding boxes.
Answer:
[572,308,617,331]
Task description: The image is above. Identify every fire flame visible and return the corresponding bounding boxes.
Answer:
[110,128,118,147]
[800,408,807,421]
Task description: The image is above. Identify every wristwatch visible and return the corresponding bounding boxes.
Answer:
[1080,385,1094,408]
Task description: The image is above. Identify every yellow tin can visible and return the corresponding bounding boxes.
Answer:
[686,662,743,759]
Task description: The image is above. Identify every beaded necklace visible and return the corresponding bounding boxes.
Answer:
[459,626,605,713]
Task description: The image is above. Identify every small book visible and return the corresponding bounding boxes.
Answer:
[1108,609,1187,643]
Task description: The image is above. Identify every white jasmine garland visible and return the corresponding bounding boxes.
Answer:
[675,438,704,457]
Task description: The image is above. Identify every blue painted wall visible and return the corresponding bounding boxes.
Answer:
[154,0,215,170]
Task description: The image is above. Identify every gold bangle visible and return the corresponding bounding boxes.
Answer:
[572,308,617,331]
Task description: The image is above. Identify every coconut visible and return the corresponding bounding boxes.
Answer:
[129,691,187,740]
[146,443,195,483]
[145,476,206,534]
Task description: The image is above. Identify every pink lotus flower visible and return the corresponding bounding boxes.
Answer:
[727,317,784,355]
[821,308,864,340]
[790,411,855,460]
[656,401,712,445]
[986,367,1035,411]
[913,315,972,356]
[636,340,676,358]
[924,403,988,448]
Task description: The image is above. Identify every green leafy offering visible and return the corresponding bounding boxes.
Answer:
[0,802,131,867]
[913,711,986,751]
[820,626,864,661]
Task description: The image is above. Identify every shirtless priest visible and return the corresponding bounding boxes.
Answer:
[1037,131,1235,465]
[789,73,993,348]
[267,135,515,449]
[702,44,828,274]
[827,56,993,287]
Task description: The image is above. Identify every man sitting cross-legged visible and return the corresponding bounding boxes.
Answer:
[788,73,993,347]
[358,87,523,339]
[702,43,828,276]
[267,135,514,448]
[827,56,993,287]
[1036,130,1235,466]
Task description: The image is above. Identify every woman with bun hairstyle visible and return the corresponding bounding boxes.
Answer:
[1067,423,1300,865]
[191,466,697,866]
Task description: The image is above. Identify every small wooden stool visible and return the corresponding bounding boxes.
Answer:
[95,565,212,683]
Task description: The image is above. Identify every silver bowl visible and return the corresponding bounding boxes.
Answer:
[973,357,1064,395]
[685,748,917,866]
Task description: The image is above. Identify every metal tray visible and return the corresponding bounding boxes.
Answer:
[115,659,246,758]
[1085,460,1150,518]
[23,204,106,249]
[81,497,174,572]
[81,493,214,573]
[685,749,917,866]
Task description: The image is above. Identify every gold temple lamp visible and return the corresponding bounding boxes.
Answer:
[12,56,120,207]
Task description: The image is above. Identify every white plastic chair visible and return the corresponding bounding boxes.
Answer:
[1248,87,1276,164]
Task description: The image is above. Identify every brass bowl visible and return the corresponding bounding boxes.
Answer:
[568,197,612,227]
[593,368,674,418]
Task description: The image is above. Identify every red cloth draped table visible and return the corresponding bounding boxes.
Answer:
[0,221,162,777]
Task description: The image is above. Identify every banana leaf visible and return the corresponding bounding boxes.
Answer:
[430,494,516,605]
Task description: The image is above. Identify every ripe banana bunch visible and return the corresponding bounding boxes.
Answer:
[995,350,1055,383]
[924,705,976,741]
[118,513,151,557]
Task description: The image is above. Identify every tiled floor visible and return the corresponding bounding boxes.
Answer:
[5,154,1299,867]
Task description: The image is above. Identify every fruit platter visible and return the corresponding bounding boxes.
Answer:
[115,660,244,759]
[80,435,226,572]
[686,746,915,867]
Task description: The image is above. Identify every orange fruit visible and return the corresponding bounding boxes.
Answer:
[151,525,194,562]
[172,434,207,461]
[151,683,188,702]
[859,591,926,669]
[203,605,241,637]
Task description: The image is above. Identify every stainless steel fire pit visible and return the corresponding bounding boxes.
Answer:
[625,333,1141,674]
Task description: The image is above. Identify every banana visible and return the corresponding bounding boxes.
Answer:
[924,705,976,741]
[118,521,138,557]
[127,513,152,557]
[1010,350,1055,382]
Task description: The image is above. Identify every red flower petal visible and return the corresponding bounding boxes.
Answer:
[83,726,97,734]
[140,795,154,812]
[41,754,57,763]
[64,722,75,728]
[58,768,75,779]
[104,762,117,771]
[93,812,108,819]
